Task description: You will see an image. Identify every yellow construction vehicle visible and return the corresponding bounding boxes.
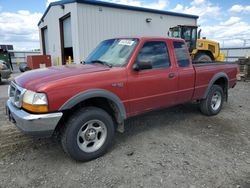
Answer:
[169,25,224,62]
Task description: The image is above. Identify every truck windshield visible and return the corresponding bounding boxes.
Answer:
[85,38,139,67]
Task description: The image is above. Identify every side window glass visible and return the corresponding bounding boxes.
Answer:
[191,28,197,44]
[136,41,170,69]
[182,28,192,41]
[173,41,190,67]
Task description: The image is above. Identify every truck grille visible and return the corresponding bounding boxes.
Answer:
[8,82,26,108]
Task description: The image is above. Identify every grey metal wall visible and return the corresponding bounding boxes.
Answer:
[38,3,79,65]
[77,3,197,61]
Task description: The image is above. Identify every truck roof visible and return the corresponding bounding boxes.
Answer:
[110,36,185,42]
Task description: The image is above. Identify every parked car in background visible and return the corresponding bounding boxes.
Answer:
[0,60,11,83]
[6,37,238,161]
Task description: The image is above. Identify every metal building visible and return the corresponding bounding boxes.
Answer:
[38,0,198,65]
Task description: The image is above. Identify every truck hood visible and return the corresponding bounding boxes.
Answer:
[15,64,110,90]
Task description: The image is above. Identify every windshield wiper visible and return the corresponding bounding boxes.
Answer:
[91,60,112,68]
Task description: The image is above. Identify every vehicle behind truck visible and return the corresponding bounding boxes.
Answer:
[6,37,238,161]
[0,49,12,83]
[169,25,225,62]
[0,60,11,83]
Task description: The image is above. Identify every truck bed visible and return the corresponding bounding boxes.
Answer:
[192,61,238,100]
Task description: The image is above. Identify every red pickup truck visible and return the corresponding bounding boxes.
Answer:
[6,37,238,161]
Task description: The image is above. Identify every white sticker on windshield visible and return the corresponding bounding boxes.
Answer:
[118,40,134,46]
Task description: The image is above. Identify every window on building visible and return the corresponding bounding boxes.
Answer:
[136,41,170,69]
[173,41,190,67]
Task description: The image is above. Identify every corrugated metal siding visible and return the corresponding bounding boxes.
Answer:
[77,4,196,60]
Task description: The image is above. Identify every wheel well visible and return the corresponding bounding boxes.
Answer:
[213,77,228,94]
[55,97,121,135]
[195,50,214,61]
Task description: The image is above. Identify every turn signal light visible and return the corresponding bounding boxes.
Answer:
[22,102,49,113]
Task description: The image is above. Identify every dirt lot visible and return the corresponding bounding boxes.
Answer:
[0,77,250,188]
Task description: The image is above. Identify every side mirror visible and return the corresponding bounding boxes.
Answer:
[133,60,152,71]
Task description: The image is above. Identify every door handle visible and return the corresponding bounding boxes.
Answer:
[169,73,175,79]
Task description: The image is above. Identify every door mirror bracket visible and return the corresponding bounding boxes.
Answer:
[133,61,152,71]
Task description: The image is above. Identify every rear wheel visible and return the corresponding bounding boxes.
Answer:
[195,53,212,62]
[200,85,224,116]
[61,107,115,161]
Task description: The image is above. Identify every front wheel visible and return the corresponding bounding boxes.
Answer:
[61,107,115,161]
[199,85,224,116]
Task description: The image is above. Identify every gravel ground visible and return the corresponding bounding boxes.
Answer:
[0,78,250,188]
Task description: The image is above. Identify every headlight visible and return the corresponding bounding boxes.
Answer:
[0,62,8,70]
[22,90,48,113]
[198,42,204,47]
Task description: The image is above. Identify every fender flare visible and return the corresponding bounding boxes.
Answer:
[59,89,127,120]
[203,72,229,99]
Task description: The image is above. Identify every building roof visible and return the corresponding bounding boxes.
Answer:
[38,0,199,26]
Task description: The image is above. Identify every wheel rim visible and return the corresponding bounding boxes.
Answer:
[77,120,107,153]
[211,91,222,111]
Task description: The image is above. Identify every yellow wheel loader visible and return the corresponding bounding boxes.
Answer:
[169,25,224,62]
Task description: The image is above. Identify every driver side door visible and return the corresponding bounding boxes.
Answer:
[127,40,178,116]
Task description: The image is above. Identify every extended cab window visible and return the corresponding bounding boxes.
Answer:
[136,41,170,69]
[173,41,190,67]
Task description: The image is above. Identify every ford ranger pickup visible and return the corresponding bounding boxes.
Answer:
[6,37,238,161]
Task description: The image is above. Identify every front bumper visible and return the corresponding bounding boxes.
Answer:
[0,69,11,79]
[6,99,63,137]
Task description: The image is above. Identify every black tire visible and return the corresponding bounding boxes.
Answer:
[19,67,24,72]
[19,63,30,72]
[200,85,224,116]
[195,53,212,62]
[61,107,115,161]
[25,66,31,71]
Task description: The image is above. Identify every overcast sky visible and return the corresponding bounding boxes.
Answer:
[0,0,250,50]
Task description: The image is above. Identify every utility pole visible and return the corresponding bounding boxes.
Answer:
[242,39,250,47]
[243,39,246,47]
